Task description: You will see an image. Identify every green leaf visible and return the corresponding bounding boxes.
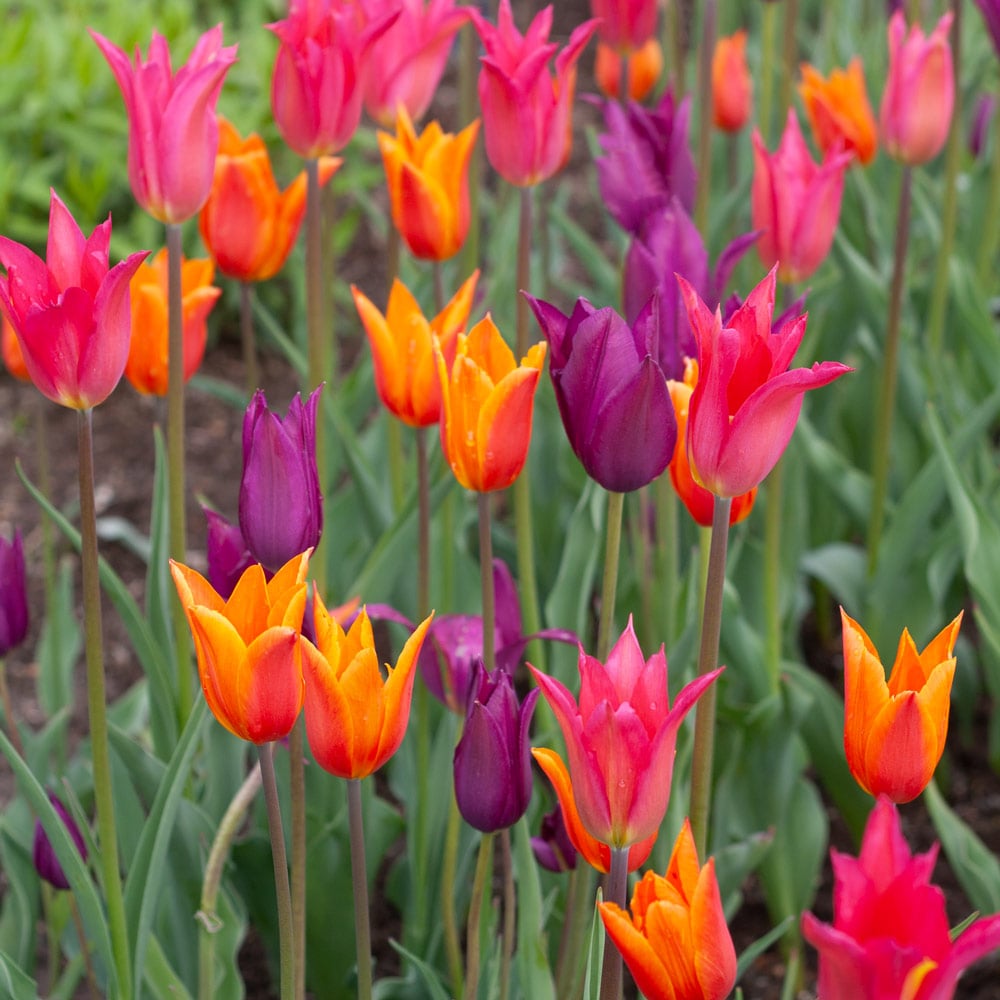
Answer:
[386,942,452,1000]
[35,560,81,718]
[735,916,795,983]
[0,949,38,1000]
[142,934,193,1000]
[581,887,605,1000]
[512,817,556,1000]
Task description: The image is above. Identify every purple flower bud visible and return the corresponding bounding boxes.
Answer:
[0,529,28,657]
[203,508,254,600]
[453,665,539,833]
[33,793,87,890]
[975,0,1000,60]
[531,807,577,872]
[971,93,996,159]
[238,387,323,572]
[525,293,676,493]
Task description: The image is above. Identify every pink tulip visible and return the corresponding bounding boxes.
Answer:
[678,268,852,499]
[880,11,955,165]
[269,0,397,158]
[529,618,722,849]
[803,796,1000,999]
[470,0,598,186]
[91,26,237,225]
[358,0,468,127]
[751,110,852,284]
[590,0,658,51]
[0,191,148,409]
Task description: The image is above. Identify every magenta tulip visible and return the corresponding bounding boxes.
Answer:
[33,793,88,891]
[0,529,28,657]
[0,191,148,409]
[202,508,254,601]
[678,268,852,498]
[91,26,237,224]
[591,0,658,51]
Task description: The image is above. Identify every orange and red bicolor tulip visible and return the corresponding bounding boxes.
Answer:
[301,604,433,779]
[667,359,756,528]
[378,108,479,261]
[594,39,663,102]
[435,315,546,492]
[125,248,220,396]
[169,551,311,744]
[599,819,737,1000]
[353,271,478,427]
[199,118,340,283]
[842,609,963,803]
[800,59,878,165]
[712,31,752,132]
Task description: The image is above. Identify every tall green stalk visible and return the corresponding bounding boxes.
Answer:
[688,495,732,858]
[441,788,465,998]
[597,491,625,659]
[78,408,131,1000]
[597,847,629,1000]
[779,0,800,128]
[289,722,307,1000]
[479,492,496,675]
[978,96,1000,285]
[305,159,326,393]
[694,0,716,233]
[347,779,374,1000]
[463,831,495,1000]
[499,828,515,1000]
[460,23,481,280]
[759,2,779,143]
[763,459,785,693]
[239,281,260,396]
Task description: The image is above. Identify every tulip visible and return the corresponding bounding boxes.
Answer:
[170,551,311,743]
[751,110,853,284]
[880,11,954,165]
[975,0,1000,60]
[239,387,323,573]
[970,94,996,160]
[0,530,28,657]
[1,314,28,381]
[594,89,697,236]
[269,0,396,158]
[800,59,878,165]
[301,604,433,779]
[599,819,737,1000]
[678,268,852,499]
[667,359,757,528]
[530,618,722,849]
[357,0,468,126]
[124,248,220,396]
[594,39,663,102]
[454,664,539,832]
[531,807,577,873]
[470,0,598,186]
[202,508,254,602]
[199,119,340,283]
[802,796,1000,999]
[33,793,88,891]
[91,27,237,224]
[842,609,962,803]
[377,108,480,261]
[524,292,675,493]
[353,272,478,428]
[435,315,546,493]
[712,31,752,132]
[591,0,658,51]
[0,190,148,410]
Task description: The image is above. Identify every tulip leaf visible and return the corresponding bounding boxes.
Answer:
[142,933,192,1000]
[512,817,556,1000]
[735,915,795,983]
[35,560,81,718]
[581,887,605,1000]
[0,827,37,967]
[384,943,452,1000]
[0,950,37,1000]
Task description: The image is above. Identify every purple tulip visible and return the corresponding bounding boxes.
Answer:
[593,89,696,236]
[453,663,539,832]
[202,508,254,600]
[525,293,676,493]
[971,93,997,159]
[0,529,28,657]
[975,0,1000,59]
[33,793,87,891]
[531,807,577,872]
[238,386,323,572]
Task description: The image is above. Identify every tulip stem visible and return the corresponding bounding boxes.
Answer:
[239,281,260,396]
[555,865,595,999]
[459,22,481,279]
[597,491,625,659]
[499,828,515,1000]
[442,786,465,998]
[346,779,374,1000]
[763,457,786,693]
[978,90,1000,285]
[433,261,445,315]
[198,762,262,1000]
[463,831,495,1000]
[779,0,800,126]
[78,408,131,1000]
[0,658,22,759]
[479,492,496,675]
[259,742,295,1000]
[70,893,100,1000]
[688,495,732,858]
[693,0,716,233]
[866,165,913,575]
[290,720,307,1000]
[655,474,680,648]
[166,221,193,727]
[759,1,778,143]
[305,158,326,393]
[598,847,629,1000]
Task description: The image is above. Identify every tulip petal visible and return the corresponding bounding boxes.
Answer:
[599,902,678,1000]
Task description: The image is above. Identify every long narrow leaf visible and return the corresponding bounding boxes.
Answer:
[512,816,556,1000]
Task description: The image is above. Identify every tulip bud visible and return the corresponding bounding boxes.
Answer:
[203,508,254,601]
[712,31,752,132]
[531,807,577,872]
[33,793,87,891]
[0,529,28,657]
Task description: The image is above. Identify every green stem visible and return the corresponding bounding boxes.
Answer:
[499,828,515,1000]
[417,428,431,622]
[69,893,99,1000]
[305,158,326,393]
[693,0,716,233]
[655,474,679,648]
[555,865,595,1000]
[239,281,259,397]
[479,492,496,675]
[688,495,732,858]
[441,787,465,998]
[258,742,295,1000]
[763,458,785,693]
[78,408,131,1000]
[460,23,481,279]
[347,779,373,1000]
[760,2,778,144]
[779,0,800,127]
[433,260,445,315]
[978,94,1000,284]
[462,832,495,1000]
[597,491,625,660]
[0,658,22,758]
[866,165,913,575]
[387,420,406,514]
[199,763,263,1000]
[598,847,629,1000]
[290,722,307,1000]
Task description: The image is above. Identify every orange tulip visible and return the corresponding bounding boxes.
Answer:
[712,30,752,132]
[378,107,480,261]
[800,59,878,165]
[352,271,479,427]
[599,819,737,1000]
[594,38,663,102]
[200,118,340,283]
[1,313,29,381]
[842,609,963,803]
[301,604,433,779]
[435,315,546,492]
[170,551,311,744]
[667,359,756,528]
[125,248,221,396]
[531,747,656,874]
